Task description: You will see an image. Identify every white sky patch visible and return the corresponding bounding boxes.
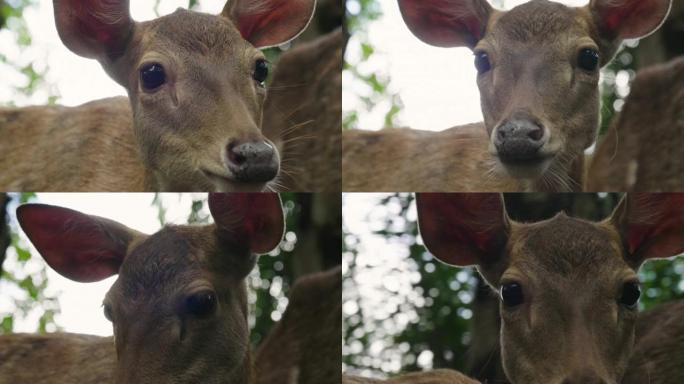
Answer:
[344,0,589,132]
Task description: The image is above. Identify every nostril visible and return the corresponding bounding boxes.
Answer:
[497,127,507,140]
[527,124,544,141]
[562,371,607,384]
[225,140,279,183]
[227,141,247,166]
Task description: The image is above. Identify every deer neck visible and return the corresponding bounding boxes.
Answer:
[225,349,254,384]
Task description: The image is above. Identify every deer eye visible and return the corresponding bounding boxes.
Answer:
[577,48,600,71]
[500,282,524,307]
[185,291,217,317]
[140,63,166,91]
[619,282,640,309]
[474,51,491,73]
[253,59,269,86]
[103,304,113,322]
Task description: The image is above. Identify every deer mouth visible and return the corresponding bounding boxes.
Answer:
[496,153,556,179]
[201,169,269,192]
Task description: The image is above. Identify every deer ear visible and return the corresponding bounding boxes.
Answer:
[16,204,142,283]
[611,193,684,265]
[208,193,284,254]
[221,0,316,48]
[398,0,493,48]
[416,193,508,266]
[590,0,671,40]
[53,0,134,60]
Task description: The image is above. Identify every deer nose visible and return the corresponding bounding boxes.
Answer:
[561,370,608,384]
[226,140,279,183]
[494,119,547,162]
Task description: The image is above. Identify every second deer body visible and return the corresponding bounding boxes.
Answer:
[342,0,672,192]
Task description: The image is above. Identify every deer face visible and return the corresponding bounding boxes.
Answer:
[52,0,316,191]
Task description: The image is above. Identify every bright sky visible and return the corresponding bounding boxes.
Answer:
[0,0,226,106]
[343,0,590,132]
[1,194,203,336]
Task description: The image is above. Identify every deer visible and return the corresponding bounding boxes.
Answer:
[0,193,292,383]
[262,28,344,192]
[586,56,684,192]
[255,266,342,384]
[342,369,480,384]
[415,193,684,384]
[342,0,673,192]
[0,0,316,192]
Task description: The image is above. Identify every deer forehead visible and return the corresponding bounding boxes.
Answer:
[486,1,592,49]
[114,226,217,299]
[138,9,250,59]
[506,216,629,282]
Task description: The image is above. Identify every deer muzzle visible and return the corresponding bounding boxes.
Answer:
[226,140,280,183]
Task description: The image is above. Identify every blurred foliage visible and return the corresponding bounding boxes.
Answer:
[0,192,61,335]
[342,193,684,378]
[0,0,58,105]
[343,0,402,130]
[599,45,638,136]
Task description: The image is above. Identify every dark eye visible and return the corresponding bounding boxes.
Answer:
[103,304,113,322]
[500,282,524,307]
[140,63,166,90]
[185,291,217,317]
[474,51,491,73]
[577,48,600,71]
[253,59,269,85]
[619,282,640,309]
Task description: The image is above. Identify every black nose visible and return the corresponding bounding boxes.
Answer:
[227,140,279,182]
[561,370,607,384]
[494,119,546,162]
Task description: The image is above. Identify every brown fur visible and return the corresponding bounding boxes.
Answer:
[416,193,684,384]
[0,98,146,191]
[342,369,480,384]
[263,28,344,192]
[0,333,115,383]
[587,56,684,191]
[0,194,288,384]
[623,301,684,384]
[255,266,342,384]
[0,1,316,192]
[343,0,670,192]
[343,124,583,192]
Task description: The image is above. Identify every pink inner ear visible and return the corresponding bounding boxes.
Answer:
[601,1,644,33]
[209,193,284,254]
[596,0,670,38]
[232,0,314,48]
[54,0,132,58]
[622,194,684,260]
[399,0,488,48]
[17,205,127,283]
[417,194,505,266]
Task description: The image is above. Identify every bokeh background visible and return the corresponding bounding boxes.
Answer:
[343,0,684,144]
[0,192,341,351]
[342,193,684,381]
